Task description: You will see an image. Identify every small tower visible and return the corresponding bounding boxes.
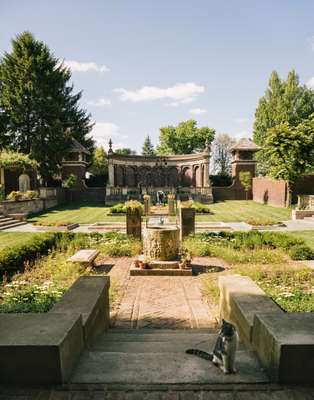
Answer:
[229,138,261,180]
[62,138,90,188]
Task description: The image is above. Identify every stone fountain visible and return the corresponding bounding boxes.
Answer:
[130,220,192,276]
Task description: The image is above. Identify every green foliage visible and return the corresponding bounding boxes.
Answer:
[288,245,314,260]
[0,150,37,170]
[253,70,314,174]
[157,120,215,155]
[264,120,314,206]
[125,200,143,214]
[239,171,252,200]
[209,174,232,187]
[109,203,126,214]
[0,281,64,313]
[115,148,136,155]
[24,190,38,200]
[89,146,108,179]
[6,191,23,201]
[0,31,93,181]
[141,135,155,156]
[183,231,313,262]
[180,200,211,213]
[0,233,62,273]
[62,173,77,188]
[245,217,281,226]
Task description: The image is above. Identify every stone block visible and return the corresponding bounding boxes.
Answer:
[143,226,180,261]
[252,313,314,383]
[0,313,83,384]
[51,276,110,344]
[292,209,314,220]
[218,275,282,348]
[126,211,141,239]
[179,207,195,240]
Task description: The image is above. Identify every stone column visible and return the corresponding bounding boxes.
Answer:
[203,162,210,187]
[126,209,142,239]
[108,161,114,186]
[179,206,195,241]
[143,195,151,215]
[168,194,176,216]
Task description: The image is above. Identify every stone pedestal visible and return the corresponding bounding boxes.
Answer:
[144,195,151,215]
[168,195,175,216]
[179,207,195,240]
[143,227,180,261]
[126,210,141,239]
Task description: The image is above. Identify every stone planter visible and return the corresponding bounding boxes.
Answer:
[35,223,79,231]
[143,196,151,216]
[126,210,142,239]
[143,226,180,261]
[168,196,176,216]
[179,207,195,240]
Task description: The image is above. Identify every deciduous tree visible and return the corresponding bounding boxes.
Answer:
[157,120,215,155]
[212,133,235,175]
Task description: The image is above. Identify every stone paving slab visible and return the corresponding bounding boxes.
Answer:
[71,350,268,384]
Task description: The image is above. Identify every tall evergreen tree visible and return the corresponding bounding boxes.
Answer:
[253,70,314,174]
[0,32,94,182]
[141,135,155,155]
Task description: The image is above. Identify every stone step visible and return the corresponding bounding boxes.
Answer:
[71,350,268,384]
[0,220,27,231]
[130,267,192,276]
[0,217,15,223]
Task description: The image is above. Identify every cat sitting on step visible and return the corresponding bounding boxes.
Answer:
[186,319,238,374]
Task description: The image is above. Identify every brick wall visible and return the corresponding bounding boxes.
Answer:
[252,177,287,207]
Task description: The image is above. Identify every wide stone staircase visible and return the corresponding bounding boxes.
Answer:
[0,213,27,231]
[71,329,268,386]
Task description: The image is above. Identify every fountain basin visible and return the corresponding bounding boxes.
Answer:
[143,226,180,261]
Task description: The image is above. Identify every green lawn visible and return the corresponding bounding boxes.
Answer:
[28,200,292,224]
[0,232,39,249]
[196,200,291,222]
[28,203,125,224]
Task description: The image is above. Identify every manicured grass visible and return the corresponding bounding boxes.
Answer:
[28,203,125,224]
[28,200,292,224]
[0,232,39,249]
[195,200,291,222]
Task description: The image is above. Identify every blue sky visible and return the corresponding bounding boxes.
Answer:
[1,0,314,152]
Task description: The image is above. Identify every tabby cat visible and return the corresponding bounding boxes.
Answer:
[186,319,238,374]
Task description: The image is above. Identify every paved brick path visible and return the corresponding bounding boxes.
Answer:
[108,257,219,329]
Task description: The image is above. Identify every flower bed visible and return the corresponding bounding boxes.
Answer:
[34,221,79,231]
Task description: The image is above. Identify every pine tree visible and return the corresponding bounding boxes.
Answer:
[141,135,155,155]
[0,32,93,182]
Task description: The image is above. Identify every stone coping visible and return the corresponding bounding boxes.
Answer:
[219,274,314,384]
[0,275,110,384]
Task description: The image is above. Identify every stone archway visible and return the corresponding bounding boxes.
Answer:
[125,166,137,187]
[19,174,30,192]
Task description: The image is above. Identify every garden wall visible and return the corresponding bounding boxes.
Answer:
[252,177,287,208]
[66,187,106,203]
[212,179,250,201]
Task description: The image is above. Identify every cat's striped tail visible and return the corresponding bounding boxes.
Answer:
[186,349,213,361]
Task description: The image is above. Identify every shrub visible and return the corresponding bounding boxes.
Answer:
[109,203,126,214]
[193,201,212,214]
[23,190,38,200]
[288,245,314,260]
[0,233,63,273]
[125,200,143,215]
[6,191,23,201]
[0,281,65,313]
[34,221,73,227]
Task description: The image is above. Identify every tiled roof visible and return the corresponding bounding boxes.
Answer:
[69,138,90,154]
[230,138,261,151]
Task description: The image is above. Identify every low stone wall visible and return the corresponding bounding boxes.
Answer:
[292,209,314,220]
[219,275,314,384]
[66,187,106,203]
[0,275,110,384]
[0,198,59,216]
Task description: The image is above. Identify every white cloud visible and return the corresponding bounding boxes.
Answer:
[233,130,251,139]
[87,98,111,107]
[189,107,207,115]
[234,117,248,124]
[306,77,314,89]
[64,60,110,73]
[114,82,205,104]
[90,122,125,148]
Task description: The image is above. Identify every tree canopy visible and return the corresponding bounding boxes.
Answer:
[141,135,155,156]
[212,133,235,175]
[115,148,136,155]
[253,70,314,174]
[0,32,94,182]
[157,120,215,155]
[264,117,314,205]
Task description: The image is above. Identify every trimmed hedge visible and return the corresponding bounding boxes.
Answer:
[0,233,63,273]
